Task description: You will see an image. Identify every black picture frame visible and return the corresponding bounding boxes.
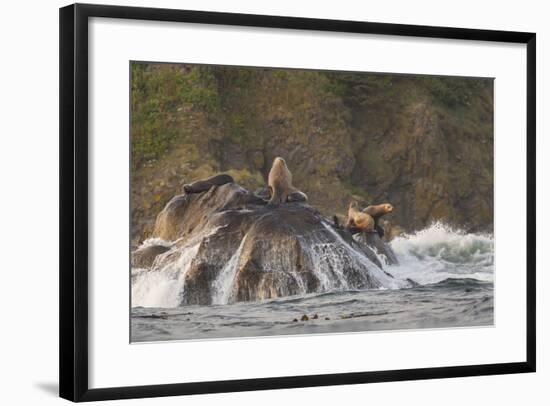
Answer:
[59,3,536,402]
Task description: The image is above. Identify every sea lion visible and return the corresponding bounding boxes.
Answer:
[254,186,271,200]
[262,186,308,203]
[380,219,404,241]
[183,174,234,194]
[332,214,347,229]
[363,203,394,218]
[346,201,375,233]
[267,157,294,206]
[287,190,308,203]
[362,203,394,238]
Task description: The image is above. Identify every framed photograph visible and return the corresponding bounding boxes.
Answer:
[59,3,536,402]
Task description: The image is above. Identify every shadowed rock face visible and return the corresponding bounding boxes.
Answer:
[132,245,170,268]
[354,232,399,266]
[134,183,409,305]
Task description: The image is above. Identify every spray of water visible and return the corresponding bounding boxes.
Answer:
[131,221,493,308]
[131,242,200,308]
[319,222,407,289]
[131,227,223,308]
[211,234,248,305]
[137,237,173,249]
[387,222,494,284]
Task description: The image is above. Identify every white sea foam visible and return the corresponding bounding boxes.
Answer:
[211,234,248,305]
[131,242,200,308]
[137,237,173,249]
[369,246,392,268]
[131,227,223,308]
[387,222,494,285]
[318,222,407,290]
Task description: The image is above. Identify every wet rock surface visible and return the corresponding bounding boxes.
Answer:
[354,232,399,265]
[131,244,171,268]
[133,182,409,305]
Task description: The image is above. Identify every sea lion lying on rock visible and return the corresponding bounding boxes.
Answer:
[377,219,405,241]
[346,201,375,234]
[287,190,308,203]
[182,174,234,194]
[267,157,308,206]
[254,187,271,200]
[363,203,394,238]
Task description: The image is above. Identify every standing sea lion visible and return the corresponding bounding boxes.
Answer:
[183,174,234,194]
[263,187,308,203]
[346,201,375,233]
[362,203,394,238]
[267,157,295,206]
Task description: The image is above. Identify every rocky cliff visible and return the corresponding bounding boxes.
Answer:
[131,63,493,247]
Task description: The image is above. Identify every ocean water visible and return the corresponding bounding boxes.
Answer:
[131,223,494,342]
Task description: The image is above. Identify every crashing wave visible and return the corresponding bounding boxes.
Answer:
[387,222,494,284]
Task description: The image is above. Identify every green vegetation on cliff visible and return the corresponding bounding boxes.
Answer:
[130,62,493,247]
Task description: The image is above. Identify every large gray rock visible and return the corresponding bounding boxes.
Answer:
[137,182,409,305]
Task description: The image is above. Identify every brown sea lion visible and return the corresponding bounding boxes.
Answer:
[363,203,394,218]
[267,157,295,206]
[183,174,234,194]
[380,219,405,241]
[346,201,375,233]
[363,203,394,238]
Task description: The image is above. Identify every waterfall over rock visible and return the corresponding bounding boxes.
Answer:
[132,182,410,307]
